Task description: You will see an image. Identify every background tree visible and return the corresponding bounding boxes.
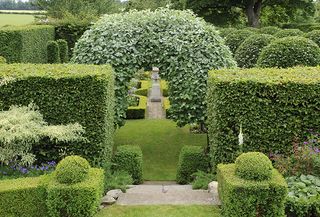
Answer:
[125,0,170,11]
[173,0,315,27]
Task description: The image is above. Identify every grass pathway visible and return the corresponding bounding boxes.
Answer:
[95,205,220,217]
[0,14,35,26]
[114,119,207,181]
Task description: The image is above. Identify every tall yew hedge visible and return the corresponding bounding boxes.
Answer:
[0,64,114,166]
[207,67,320,169]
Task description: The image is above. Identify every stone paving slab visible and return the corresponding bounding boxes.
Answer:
[116,184,220,205]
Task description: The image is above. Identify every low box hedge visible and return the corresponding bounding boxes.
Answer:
[0,64,114,166]
[0,176,48,217]
[126,95,147,119]
[46,168,104,217]
[207,67,320,169]
[0,25,55,63]
[217,163,288,217]
[176,146,209,184]
[112,145,143,184]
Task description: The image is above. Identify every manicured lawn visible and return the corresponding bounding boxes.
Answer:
[95,205,220,217]
[0,14,35,27]
[114,120,207,181]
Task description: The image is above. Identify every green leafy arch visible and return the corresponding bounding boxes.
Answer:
[72,9,235,126]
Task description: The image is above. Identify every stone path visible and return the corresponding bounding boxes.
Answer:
[147,80,165,119]
[116,183,220,205]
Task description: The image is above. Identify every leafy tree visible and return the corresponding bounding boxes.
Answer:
[125,0,171,11]
[173,0,315,27]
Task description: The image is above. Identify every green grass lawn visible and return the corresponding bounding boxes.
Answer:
[95,205,220,217]
[0,14,35,27]
[114,119,207,181]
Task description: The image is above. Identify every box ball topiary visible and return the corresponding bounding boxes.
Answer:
[218,27,237,38]
[0,56,6,64]
[305,30,320,47]
[224,29,254,54]
[274,29,303,38]
[55,155,91,184]
[258,26,281,35]
[257,36,320,68]
[235,152,273,181]
[235,34,275,68]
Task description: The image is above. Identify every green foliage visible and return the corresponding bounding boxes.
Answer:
[0,176,48,217]
[56,39,69,63]
[257,36,320,68]
[207,67,320,169]
[282,23,320,32]
[135,88,148,96]
[0,56,6,64]
[217,163,288,217]
[47,168,104,217]
[191,171,215,190]
[0,25,55,63]
[47,41,60,64]
[286,175,320,217]
[235,34,275,68]
[176,146,209,184]
[235,152,273,181]
[126,0,170,11]
[55,156,91,184]
[0,104,84,166]
[224,29,253,54]
[274,29,304,38]
[258,26,281,35]
[305,29,320,47]
[0,64,114,166]
[218,27,237,38]
[112,145,143,184]
[72,9,235,127]
[126,95,147,119]
[104,170,133,193]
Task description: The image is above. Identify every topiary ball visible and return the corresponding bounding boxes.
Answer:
[0,56,6,64]
[235,152,273,181]
[235,34,275,68]
[274,29,303,38]
[218,27,237,38]
[257,36,320,68]
[258,26,281,35]
[305,30,320,47]
[55,155,91,184]
[225,30,254,54]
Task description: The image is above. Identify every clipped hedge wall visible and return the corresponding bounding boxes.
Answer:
[112,145,143,184]
[0,176,48,217]
[126,95,147,119]
[0,25,55,63]
[217,163,288,217]
[47,41,60,64]
[47,168,104,217]
[207,67,320,169]
[57,39,69,63]
[0,64,114,166]
[176,146,209,184]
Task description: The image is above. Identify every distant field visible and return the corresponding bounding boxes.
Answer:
[0,13,35,27]
[0,10,45,14]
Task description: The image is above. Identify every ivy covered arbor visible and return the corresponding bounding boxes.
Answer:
[72,9,235,127]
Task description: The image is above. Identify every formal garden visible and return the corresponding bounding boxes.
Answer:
[0,0,320,216]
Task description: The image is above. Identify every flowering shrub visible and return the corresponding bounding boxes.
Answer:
[0,161,56,180]
[273,130,320,177]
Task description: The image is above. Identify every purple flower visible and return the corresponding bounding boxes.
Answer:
[303,141,309,145]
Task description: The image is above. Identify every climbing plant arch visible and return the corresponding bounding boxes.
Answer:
[72,9,235,126]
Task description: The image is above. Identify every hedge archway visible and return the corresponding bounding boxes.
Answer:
[72,9,235,126]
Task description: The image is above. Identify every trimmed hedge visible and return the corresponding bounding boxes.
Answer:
[176,146,209,184]
[282,23,320,32]
[57,39,69,63]
[235,34,275,68]
[112,145,143,184]
[0,64,114,166]
[47,168,104,217]
[160,80,168,97]
[217,163,288,217]
[0,25,55,63]
[257,36,320,68]
[0,56,6,64]
[225,30,254,54]
[0,176,48,217]
[47,41,60,64]
[274,29,304,38]
[218,27,237,38]
[305,30,320,47]
[258,26,281,35]
[126,95,147,119]
[207,67,320,169]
